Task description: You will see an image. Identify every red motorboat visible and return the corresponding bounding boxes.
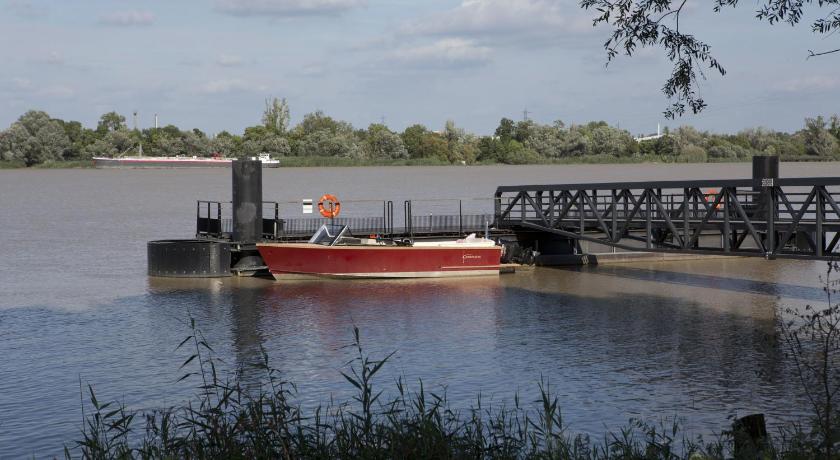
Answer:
[257,224,502,280]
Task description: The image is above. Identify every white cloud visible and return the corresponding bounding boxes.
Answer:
[4,78,74,99]
[45,51,65,65]
[11,77,32,90]
[388,38,493,68]
[217,54,245,67]
[38,85,75,99]
[99,10,155,26]
[198,79,266,94]
[402,0,591,42]
[5,0,47,18]
[178,57,204,67]
[216,0,365,17]
[298,62,327,77]
[778,75,840,93]
[30,51,66,66]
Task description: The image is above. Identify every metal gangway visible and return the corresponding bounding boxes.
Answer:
[495,177,840,261]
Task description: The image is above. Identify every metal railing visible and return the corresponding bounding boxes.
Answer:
[196,198,498,241]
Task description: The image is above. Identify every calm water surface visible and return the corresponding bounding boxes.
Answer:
[2,163,840,458]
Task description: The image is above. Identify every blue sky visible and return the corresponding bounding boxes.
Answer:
[0,0,837,136]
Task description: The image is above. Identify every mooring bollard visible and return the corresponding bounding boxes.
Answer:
[732,413,768,458]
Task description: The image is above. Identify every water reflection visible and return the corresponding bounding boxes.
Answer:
[576,265,825,301]
[145,273,804,437]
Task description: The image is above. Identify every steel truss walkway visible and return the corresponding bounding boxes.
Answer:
[495,178,840,260]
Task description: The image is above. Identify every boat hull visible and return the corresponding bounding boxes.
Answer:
[257,243,502,279]
[92,157,280,169]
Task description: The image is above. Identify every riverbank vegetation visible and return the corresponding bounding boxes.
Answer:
[64,326,735,459]
[65,262,840,460]
[2,99,839,168]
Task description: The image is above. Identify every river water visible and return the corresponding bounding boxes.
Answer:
[1,162,839,458]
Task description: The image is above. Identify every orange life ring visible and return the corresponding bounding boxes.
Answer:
[318,194,341,218]
[704,188,721,210]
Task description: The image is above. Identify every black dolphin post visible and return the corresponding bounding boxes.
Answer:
[232,159,263,244]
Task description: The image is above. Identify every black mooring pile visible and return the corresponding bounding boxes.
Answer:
[232,159,263,243]
[148,159,263,278]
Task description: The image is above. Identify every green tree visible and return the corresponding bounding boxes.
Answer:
[589,124,634,156]
[157,133,185,156]
[442,120,469,163]
[18,110,52,135]
[159,124,181,139]
[96,112,127,134]
[241,139,262,157]
[262,97,290,134]
[678,144,708,163]
[0,123,30,162]
[559,127,589,157]
[244,125,270,142]
[830,114,840,142]
[85,129,135,158]
[477,136,507,162]
[389,126,451,162]
[494,118,515,142]
[210,132,241,157]
[499,140,540,164]
[524,120,567,159]
[181,131,211,156]
[803,116,839,157]
[706,140,750,160]
[260,135,290,156]
[401,124,430,159]
[56,120,95,160]
[364,124,407,160]
[0,111,70,165]
[295,111,351,136]
[296,128,361,158]
[653,135,679,158]
[514,120,535,144]
[418,132,450,161]
[291,111,362,158]
[31,122,71,164]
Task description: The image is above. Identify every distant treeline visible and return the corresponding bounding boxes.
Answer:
[1,98,839,167]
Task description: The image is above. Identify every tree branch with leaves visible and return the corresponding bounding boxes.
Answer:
[580,0,840,118]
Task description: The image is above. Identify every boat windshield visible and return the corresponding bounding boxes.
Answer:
[308,224,351,246]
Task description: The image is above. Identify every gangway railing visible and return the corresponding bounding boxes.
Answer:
[495,177,840,260]
[196,201,283,239]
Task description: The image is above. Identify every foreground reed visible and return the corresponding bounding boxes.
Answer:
[65,318,829,460]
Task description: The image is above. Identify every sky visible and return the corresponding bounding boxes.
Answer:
[0,0,838,136]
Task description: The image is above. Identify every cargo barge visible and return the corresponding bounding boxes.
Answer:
[94,153,279,168]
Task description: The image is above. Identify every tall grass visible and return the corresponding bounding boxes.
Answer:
[65,319,829,459]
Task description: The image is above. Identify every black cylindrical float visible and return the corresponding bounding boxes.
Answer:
[752,155,779,188]
[232,159,263,243]
[148,240,231,277]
